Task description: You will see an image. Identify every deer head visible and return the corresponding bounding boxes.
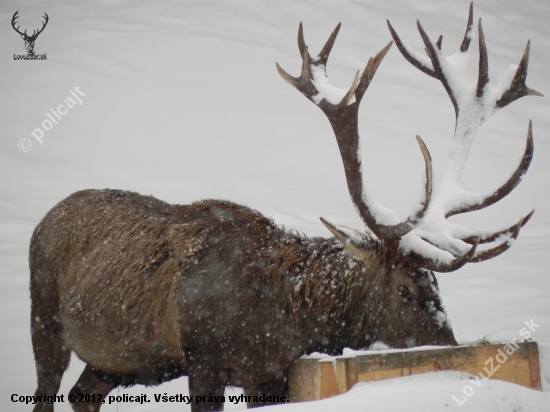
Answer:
[276,3,541,275]
[12,11,49,55]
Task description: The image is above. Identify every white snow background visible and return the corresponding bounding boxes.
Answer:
[1,0,549,411]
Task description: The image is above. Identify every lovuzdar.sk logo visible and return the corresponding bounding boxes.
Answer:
[12,11,48,60]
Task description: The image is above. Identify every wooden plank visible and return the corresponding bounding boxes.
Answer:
[318,362,338,399]
[288,358,319,402]
[414,343,534,389]
[289,342,542,402]
[355,354,406,383]
[334,358,348,395]
[527,341,542,390]
[348,342,539,390]
[345,357,358,390]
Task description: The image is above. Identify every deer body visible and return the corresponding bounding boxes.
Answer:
[31,189,453,411]
[30,4,540,412]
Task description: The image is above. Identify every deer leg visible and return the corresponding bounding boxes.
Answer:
[31,335,69,412]
[243,375,288,408]
[187,350,226,412]
[31,268,71,412]
[68,364,114,412]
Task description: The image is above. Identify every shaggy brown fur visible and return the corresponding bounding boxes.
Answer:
[30,189,456,412]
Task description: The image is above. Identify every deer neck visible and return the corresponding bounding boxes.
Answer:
[286,236,387,352]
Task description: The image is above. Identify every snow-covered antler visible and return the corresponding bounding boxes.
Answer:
[276,22,480,273]
[388,2,542,267]
[277,7,541,272]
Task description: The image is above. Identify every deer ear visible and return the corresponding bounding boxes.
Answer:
[320,217,374,261]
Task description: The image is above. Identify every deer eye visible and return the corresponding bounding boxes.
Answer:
[396,285,410,298]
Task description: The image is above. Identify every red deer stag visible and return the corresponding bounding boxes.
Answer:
[30,5,540,412]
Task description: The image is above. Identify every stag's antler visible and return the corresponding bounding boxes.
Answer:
[387,2,541,267]
[277,25,433,242]
[277,4,541,272]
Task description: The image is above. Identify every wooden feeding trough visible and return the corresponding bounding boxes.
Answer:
[288,341,542,402]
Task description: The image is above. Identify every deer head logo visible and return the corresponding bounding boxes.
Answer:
[11,11,49,55]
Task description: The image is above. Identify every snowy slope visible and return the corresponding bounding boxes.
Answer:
[1,0,549,411]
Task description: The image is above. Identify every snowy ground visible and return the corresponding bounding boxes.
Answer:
[1,0,549,410]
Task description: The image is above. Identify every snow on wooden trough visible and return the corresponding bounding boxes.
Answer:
[289,342,542,402]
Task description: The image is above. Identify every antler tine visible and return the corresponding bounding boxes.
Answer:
[276,63,298,88]
[446,121,534,217]
[410,136,433,223]
[339,70,360,107]
[496,40,544,108]
[387,20,437,79]
[356,41,393,102]
[416,20,442,74]
[297,22,306,57]
[343,131,434,240]
[300,45,312,82]
[460,210,534,244]
[476,19,489,97]
[275,55,317,98]
[436,35,443,50]
[469,222,522,263]
[414,238,480,273]
[275,25,317,98]
[416,20,458,116]
[460,2,474,52]
[318,23,342,66]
